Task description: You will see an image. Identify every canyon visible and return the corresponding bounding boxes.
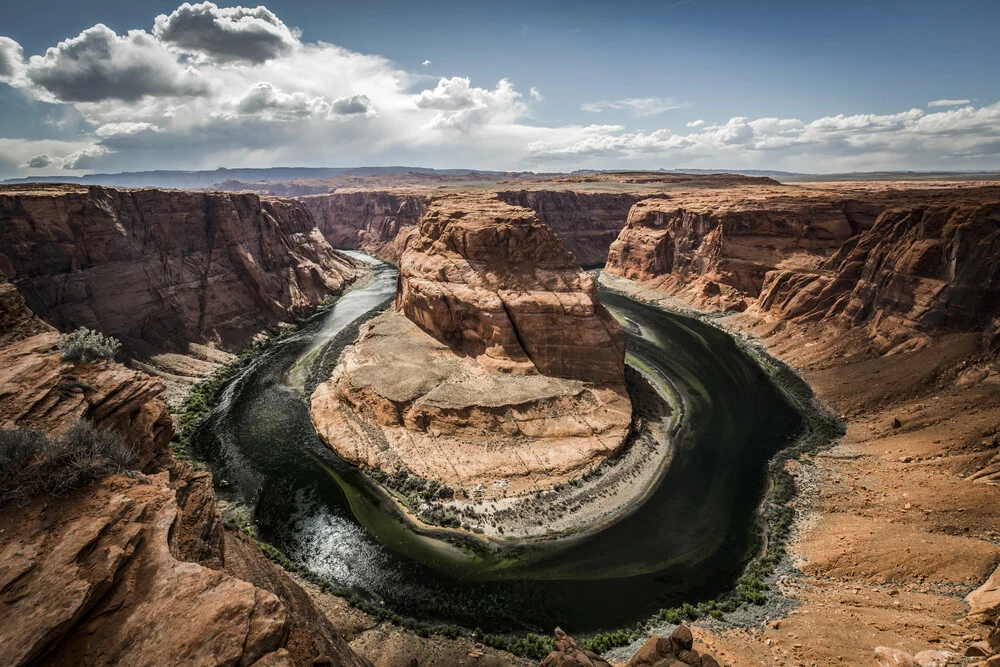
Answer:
[1,173,1000,667]
[310,194,637,538]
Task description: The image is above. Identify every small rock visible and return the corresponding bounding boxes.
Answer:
[670,624,694,654]
[892,418,903,428]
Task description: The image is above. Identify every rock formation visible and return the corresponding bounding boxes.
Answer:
[0,185,360,350]
[496,190,643,265]
[0,269,369,666]
[312,194,631,500]
[605,189,880,311]
[541,626,722,667]
[755,202,1000,352]
[301,191,428,261]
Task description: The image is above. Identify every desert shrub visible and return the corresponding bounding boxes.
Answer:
[0,421,136,506]
[58,327,121,362]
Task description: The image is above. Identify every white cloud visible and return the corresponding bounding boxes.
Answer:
[421,59,431,66]
[153,2,298,64]
[0,37,25,83]
[0,4,997,177]
[24,154,53,168]
[581,97,690,116]
[525,102,1000,171]
[25,24,209,102]
[415,77,526,131]
[928,98,971,108]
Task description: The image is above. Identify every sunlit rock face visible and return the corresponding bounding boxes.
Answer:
[312,194,631,498]
[0,184,360,349]
[755,201,1000,352]
[396,194,627,384]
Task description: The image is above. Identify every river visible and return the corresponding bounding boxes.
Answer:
[191,253,802,634]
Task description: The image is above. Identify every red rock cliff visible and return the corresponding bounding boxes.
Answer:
[397,194,626,384]
[0,185,360,349]
[301,191,428,261]
[756,201,1000,351]
[495,190,643,265]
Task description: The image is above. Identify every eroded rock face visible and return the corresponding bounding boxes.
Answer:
[756,202,1000,352]
[312,195,631,499]
[301,191,428,261]
[397,195,626,384]
[605,191,873,311]
[0,185,360,349]
[496,190,643,265]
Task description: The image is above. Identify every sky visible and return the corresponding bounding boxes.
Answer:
[0,0,998,177]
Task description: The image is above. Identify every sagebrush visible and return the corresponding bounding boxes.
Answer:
[58,326,121,362]
[0,421,137,507]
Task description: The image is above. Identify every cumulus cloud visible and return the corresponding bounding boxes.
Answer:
[526,102,1000,170]
[0,3,997,176]
[415,77,526,131]
[331,94,374,115]
[24,154,53,168]
[63,145,112,170]
[928,98,971,108]
[0,36,24,82]
[26,24,208,102]
[153,2,298,64]
[581,97,690,116]
[421,59,431,66]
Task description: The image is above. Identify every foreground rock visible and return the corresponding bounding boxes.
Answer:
[313,194,632,521]
[0,184,361,350]
[0,272,369,666]
[541,626,722,667]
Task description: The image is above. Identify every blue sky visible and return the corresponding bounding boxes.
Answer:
[0,0,997,176]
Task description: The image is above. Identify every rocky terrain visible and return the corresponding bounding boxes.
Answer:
[311,194,641,537]
[0,185,361,352]
[599,182,1000,666]
[0,277,370,667]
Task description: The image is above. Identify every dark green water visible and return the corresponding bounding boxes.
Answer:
[193,254,803,634]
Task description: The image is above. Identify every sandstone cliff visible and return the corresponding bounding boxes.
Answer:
[397,195,626,383]
[0,185,360,350]
[301,191,428,261]
[496,190,642,265]
[312,194,631,502]
[755,201,1000,352]
[605,189,880,311]
[0,277,368,666]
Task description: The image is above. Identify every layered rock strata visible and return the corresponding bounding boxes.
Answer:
[0,273,368,666]
[755,202,1000,352]
[301,191,428,261]
[0,185,360,350]
[495,190,643,265]
[312,195,631,500]
[605,190,880,311]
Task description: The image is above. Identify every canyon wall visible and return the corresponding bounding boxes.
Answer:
[301,191,428,261]
[0,185,360,350]
[755,201,1000,351]
[604,191,881,310]
[495,190,643,265]
[0,262,369,667]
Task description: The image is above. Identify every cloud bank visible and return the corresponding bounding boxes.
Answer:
[0,3,996,176]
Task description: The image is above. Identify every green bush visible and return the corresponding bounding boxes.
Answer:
[0,421,136,506]
[57,327,121,362]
